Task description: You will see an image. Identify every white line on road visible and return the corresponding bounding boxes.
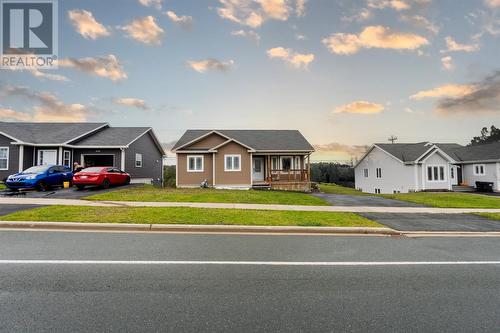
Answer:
[0,260,499,266]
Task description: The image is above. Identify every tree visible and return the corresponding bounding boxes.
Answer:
[470,126,500,145]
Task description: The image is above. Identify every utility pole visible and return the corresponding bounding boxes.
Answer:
[388,135,398,144]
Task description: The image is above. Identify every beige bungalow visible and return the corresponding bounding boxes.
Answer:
[172,130,315,191]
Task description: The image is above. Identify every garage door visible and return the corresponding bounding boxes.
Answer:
[83,155,114,167]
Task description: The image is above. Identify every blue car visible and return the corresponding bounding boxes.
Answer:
[6,165,73,191]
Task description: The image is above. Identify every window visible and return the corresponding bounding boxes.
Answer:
[294,156,301,170]
[364,169,369,178]
[63,151,71,167]
[271,157,278,170]
[254,159,261,172]
[224,154,241,171]
[376,168,382,178]
[37,150,57,165]
[427,165,446,181]
[0,147,8,170]
[375,188,381,194]
[135,153,143,167]
[450,167,455,179]
[473,164,485,176]
[281,157,292,171]
[187,155,203,172]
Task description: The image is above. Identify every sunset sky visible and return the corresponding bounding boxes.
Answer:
[1,0,500,161]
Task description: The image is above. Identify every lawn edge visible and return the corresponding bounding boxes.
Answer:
[0,221,400,235]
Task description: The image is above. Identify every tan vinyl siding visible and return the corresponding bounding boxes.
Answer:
[214,142,251,186]
[188,133,227,149]
[177,153,213,187]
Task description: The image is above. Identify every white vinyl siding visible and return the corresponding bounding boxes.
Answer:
[0,147,8,170]
[187,155,203,172]
[224,154,241,172]
[427,165,446,182]
[473,164,485,176]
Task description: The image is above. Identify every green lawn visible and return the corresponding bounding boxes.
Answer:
[318,183,367,196]
[474,213,500,221]
[86,185,329,206]
[0,183,5,190]
[381,192,500,208]
[0,206,381,227]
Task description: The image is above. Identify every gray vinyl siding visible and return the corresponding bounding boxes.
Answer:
[73,148,122,169]
[0,134,18,180]
[125,131,163,185]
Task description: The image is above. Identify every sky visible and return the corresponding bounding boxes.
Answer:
[1,0,500,161]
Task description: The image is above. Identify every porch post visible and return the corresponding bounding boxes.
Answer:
[307,154,311,191]
[120,148,126,171]
[58,147,63,165]
[18,145,24,172]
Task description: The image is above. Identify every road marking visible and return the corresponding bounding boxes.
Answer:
[0,260,499,266]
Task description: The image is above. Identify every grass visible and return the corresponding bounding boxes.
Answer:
[0,183,5,190]
[86,185,329,206]
[0,206,382,227]
[474,213,500,221]
[381,192,500,208]
[318,183,367,196]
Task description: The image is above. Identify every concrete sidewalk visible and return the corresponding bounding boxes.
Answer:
[1,197,500,214]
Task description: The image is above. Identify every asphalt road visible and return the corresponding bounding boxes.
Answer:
[0,230,499,332]
[313,193,424,207]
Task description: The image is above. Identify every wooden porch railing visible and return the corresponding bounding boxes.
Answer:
[268,169,309,182]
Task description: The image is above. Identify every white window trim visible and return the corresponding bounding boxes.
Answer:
[426,164,447,182]
[364,168,369,178]
[63,150,71,167]
[135,153,143,168]
[271,157,279,170]
[0,147,9,170]
[473,164,486,176]
[37,149,57,166]
[224,154,241,172]
[187,155,204,173]
[280,156,292,171]
[376,167,382,178]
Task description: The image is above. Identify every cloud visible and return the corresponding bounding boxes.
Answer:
[0,108,32,121]
[138,0,162,10]
[58,55,127,82]
[216,0,304,28]
[435,71,500,115]
[322,26,428,55]
[484,0,500,7]
[6,63,69,82]
[266,47,314,69]
[165,10,193,29]
[400,15,439,34]
[367,0,410,11]
[313,142,369,159]
[333,101,384,114]
[121,16,164,45]
[186,58,235,73]
[1,85,92,122]
[68,9,110,40]
[342,8,372,23]
[231,29,261,42]
[441,36,480,53]
[410,84,477,100]
[441,56,454,71]
[113,98,150,110]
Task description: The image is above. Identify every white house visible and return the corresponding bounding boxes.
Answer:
[354,141,500,194]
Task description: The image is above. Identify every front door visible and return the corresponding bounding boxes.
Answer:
[252,157,264,182]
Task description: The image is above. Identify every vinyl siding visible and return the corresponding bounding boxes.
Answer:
[0,134,18,180]
[177,153,213,187]
[125,132,163,185]
[462,162,499,191]
[214,142,251,187]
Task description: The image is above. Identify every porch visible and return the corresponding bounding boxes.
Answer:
[251,154,312,191]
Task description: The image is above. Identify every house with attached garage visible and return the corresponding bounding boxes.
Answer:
[354,141,500,194]
[172,129,315,191]
[0,122,166,185]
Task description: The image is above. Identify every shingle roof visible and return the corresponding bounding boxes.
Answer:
[376,141,500,163]
[73,127,151,146]
[173,130,315,152]
[0,122,107,144]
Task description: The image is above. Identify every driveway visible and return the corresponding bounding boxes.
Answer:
[359,213,500,232]
[313,193,423,207]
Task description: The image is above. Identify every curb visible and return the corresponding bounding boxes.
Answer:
[0,221,401,235]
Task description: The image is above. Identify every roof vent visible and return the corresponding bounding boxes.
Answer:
[425,142,433,147]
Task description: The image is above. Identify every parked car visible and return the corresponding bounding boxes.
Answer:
[5,165,73,191]
[73,167,131,190]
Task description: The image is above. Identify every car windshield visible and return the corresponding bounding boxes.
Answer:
[22,166,49,174]
[81,167,105,173]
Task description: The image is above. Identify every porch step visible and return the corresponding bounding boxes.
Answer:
[252,183,271,190]
[452,185,475,192]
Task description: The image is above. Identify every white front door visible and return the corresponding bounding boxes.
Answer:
[38,150,57,165]
[252,157,264,182]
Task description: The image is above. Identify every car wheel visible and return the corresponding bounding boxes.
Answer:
[124,176,130,185]
[37,181,49,192]
[76,184,85,190]
[102,179,110,189]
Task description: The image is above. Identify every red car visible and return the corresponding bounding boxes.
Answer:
[73,167,131,190]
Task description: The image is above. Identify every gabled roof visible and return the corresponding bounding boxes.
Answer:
[173,129,315,152]
[72,127,151,146]
[444,141,500,162]
[0,122,107,144]
[375,142,432,163]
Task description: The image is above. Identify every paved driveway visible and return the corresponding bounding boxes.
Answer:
[313,193,423,207]
[0,184,135,200]
[359,213,500,232]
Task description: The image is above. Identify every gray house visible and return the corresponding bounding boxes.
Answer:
[355,141,500,194]
[0,122,166,185]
